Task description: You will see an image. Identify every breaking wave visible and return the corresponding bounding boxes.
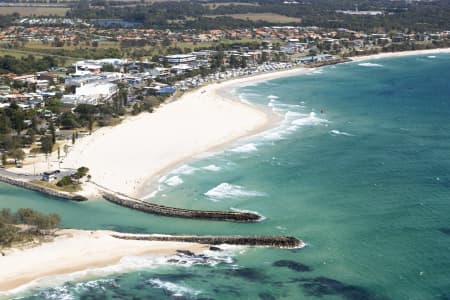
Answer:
[202,164,222,172]
[172,164,197,175]
[291,112,329,126]
[148,279,201,297]
[231,143,258,153]
[230,207,266,221]
[164,175,184,187]
[2,250,236,299]
[329,129,354,136]
[205,183,266,201]
[358,62,383,67]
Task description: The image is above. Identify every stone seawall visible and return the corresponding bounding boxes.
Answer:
[112,233,303,249]
[0,174,87,201]
[102,192,262,222]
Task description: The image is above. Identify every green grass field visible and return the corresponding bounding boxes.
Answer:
[0,6,69,17]
[209,13,302,23]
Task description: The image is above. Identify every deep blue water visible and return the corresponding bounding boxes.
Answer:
[1,54,450,299]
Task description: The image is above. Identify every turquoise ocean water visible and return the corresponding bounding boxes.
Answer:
[1,54,450,299]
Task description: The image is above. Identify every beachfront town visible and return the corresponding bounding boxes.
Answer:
[0,18,449,178]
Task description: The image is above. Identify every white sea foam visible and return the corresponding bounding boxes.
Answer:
[172,164,198,175]
[157,175,168,183]
[202,164,222,172]
[259,111,304,141]
[291,112,329,126]
[164,175,184,187]
[268,100,302,111]
[205,183,265,200]
[231,143,258,153]
[308,69,323,75]
[329,129,354,136]
[358,62,383,67]
[142,184,163,200]
[267,94,279,100]
[285,111,305,119]
[230,207,266,221]
[238,92,260,104]
[2,251,236,299]
[148,279,201,297]
[427,55,436,58]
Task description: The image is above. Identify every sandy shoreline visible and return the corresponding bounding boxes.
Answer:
[350,47,450,62]
[0,229,207,293]
[1,47,449,295]
[50,67,312,199]
[6,47,450,199]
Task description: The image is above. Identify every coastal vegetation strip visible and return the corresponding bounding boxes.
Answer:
[0,208,60,250]
[102,192,262,222]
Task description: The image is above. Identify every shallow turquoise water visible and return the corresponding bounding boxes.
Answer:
[2,54,450,299]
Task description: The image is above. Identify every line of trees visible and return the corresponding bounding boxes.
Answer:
[65,0,450,32]
[0,55,59,75]
[0,208,61,247]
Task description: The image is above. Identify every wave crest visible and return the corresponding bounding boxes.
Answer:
[202,164,222,172]
[358,62,383,67]
[329,129,354,136]
[164,176,184,186]
[205,183,265,200]
[291,112,329,126]
[231,143,258,153]
[148,278,201,297]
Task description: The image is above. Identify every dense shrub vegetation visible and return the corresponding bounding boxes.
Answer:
[0,208,61,247]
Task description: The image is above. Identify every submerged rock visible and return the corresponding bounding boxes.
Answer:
[209,246,223,251]
[176,250,196,256]
[259,292,276,300]
[273,260,312,272]
[224,267,267,281]
[296,276,388,300]
[439,228,450,236]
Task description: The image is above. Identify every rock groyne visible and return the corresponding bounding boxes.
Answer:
[112,233,303,249]
[0,174,87,201]
[102,192,262,222]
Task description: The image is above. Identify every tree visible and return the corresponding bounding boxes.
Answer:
[74,166,89,179]
[88,116,94,134]
[40,135,53,155]
[162,38,172,47]
[60,112,79,129]
[10,148,25,165]
[49,120,56,144]
[101,64,117,72]
[56,176,73,187]
[1,151,6,166]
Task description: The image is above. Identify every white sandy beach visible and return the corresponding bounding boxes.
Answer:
[6,47,450,199]
[0,229,207,293]
[351,47,450,62]
[45,67,312,198]
[1,47,449,295]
